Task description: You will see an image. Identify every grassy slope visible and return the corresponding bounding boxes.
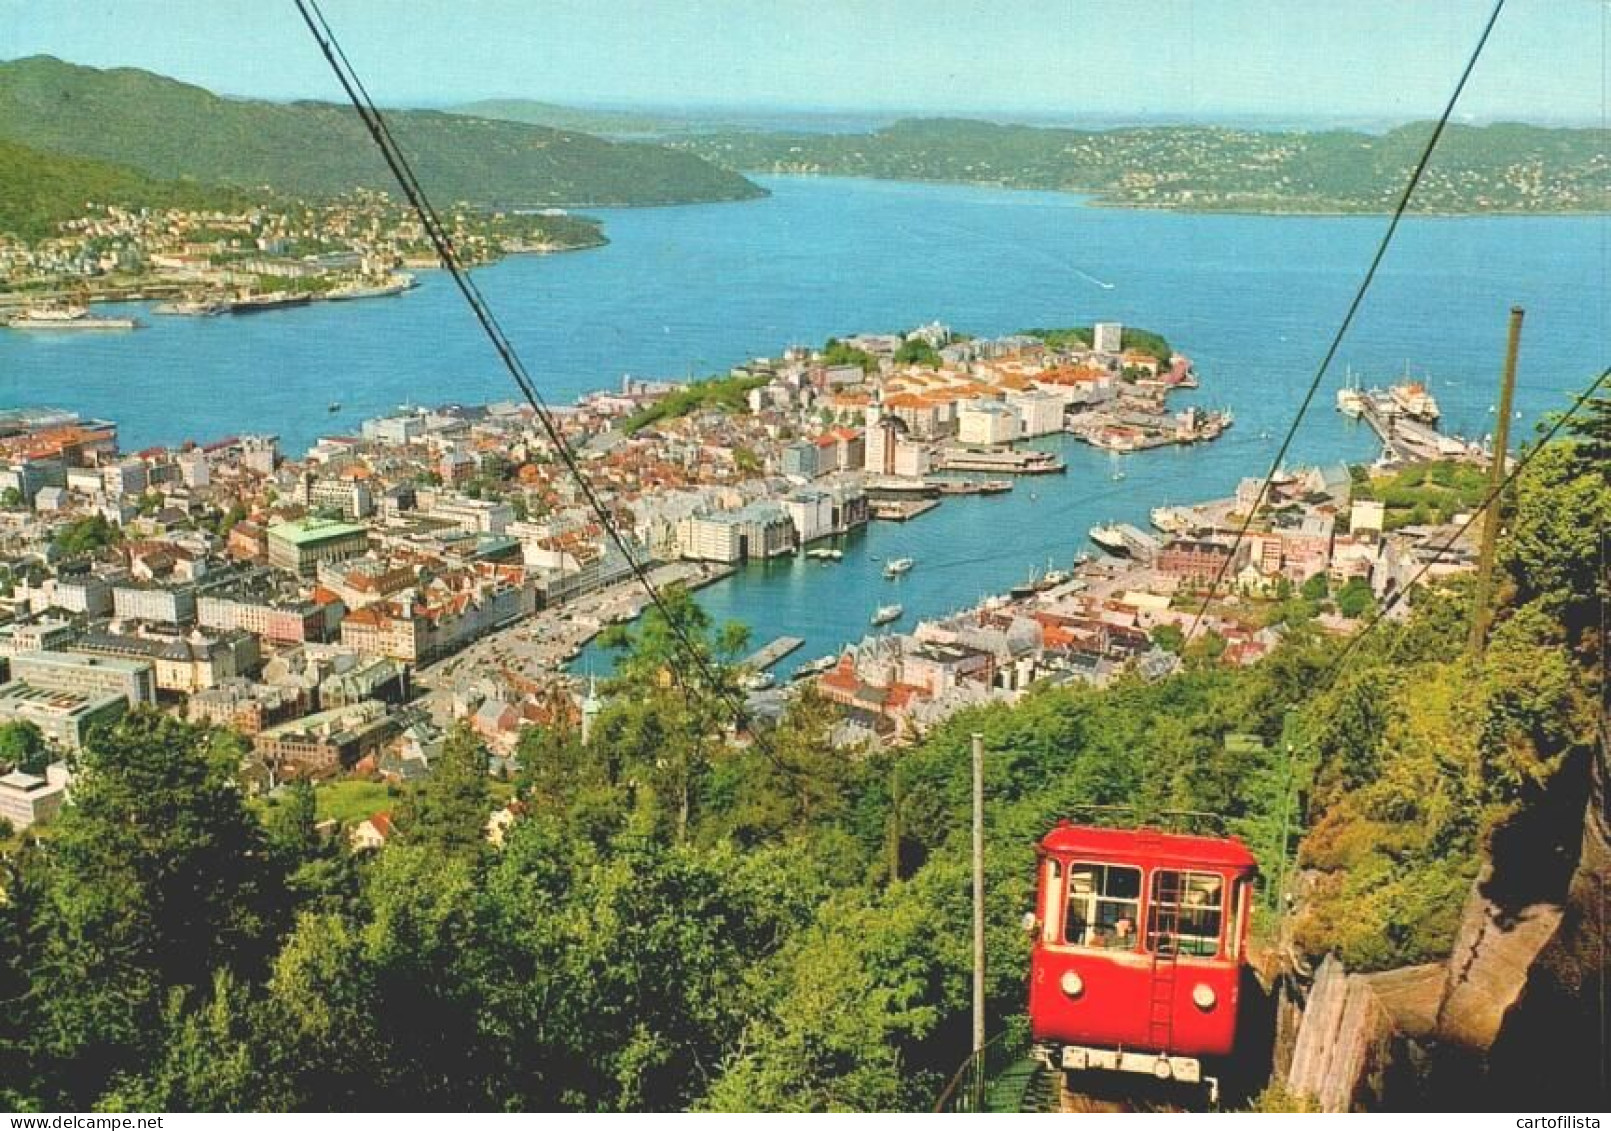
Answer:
[0,137,244,240]
[0,55,763,207]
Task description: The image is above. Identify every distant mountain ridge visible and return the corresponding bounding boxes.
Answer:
[0,56,764,208]
[677,116,1611,214]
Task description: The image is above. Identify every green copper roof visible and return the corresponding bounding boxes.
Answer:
[266,517,367,547]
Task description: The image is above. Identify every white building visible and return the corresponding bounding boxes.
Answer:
[111,583,197,625]
[957,401,1022,446]
[1005,391,1065,438]
[0,766,69,830]
[1093,322,1123,354]
[178,452,210,489]
[783,490,836,544]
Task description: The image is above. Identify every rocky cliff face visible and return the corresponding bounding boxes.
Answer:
[1283,738,1607,1110]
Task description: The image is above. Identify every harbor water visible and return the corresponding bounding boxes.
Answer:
[3,176,1604,674]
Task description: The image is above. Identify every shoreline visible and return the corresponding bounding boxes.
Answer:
[736,170,1611,218]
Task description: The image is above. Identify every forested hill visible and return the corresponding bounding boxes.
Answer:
[676,117,1611,214]
[0,138,246,240]
[0,56,764,207]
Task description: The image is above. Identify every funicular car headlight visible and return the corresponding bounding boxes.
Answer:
[1059,970,1084,998]
[1191,983,1217,1010]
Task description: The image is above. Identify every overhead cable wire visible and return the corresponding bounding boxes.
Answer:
[1184,0,1510,642]
[292,0,809,778]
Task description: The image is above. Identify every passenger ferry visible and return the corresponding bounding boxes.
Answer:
[6,305,137,330]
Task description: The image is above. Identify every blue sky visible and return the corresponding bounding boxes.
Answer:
[2,0,1607,124]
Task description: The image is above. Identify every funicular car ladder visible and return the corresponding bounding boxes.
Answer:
[1145,869,1182,1052]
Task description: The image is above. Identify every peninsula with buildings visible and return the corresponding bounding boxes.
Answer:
[675,117,1611,215]
[0,188,603,316]
[0,318,1480,836]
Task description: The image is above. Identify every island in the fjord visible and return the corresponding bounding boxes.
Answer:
[670,116,1611,215]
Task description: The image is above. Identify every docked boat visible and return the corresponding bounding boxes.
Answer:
[1088,524,1130,556]
[325,273,418,302]
[1389,380,1440,423]
[1010,571,1042,600]
[6,305,137,330]
[1150,505,1196,534]
[883,557,914,578]
[224,292,312,315]
[741,670,776,692]
[1336,387,1366,418]
[871,604,904,626]
[152,297,226,316]
[979,479,1012,494]
[792,655,838,680]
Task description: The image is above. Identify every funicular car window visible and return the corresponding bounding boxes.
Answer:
[1063,862,1142,948]
[1146,870,1224,957]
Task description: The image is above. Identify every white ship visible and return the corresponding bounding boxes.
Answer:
[1089,524,1130,555]
[325,273,418,302]
[1150,505,1194,534]
[871,603,904,626]
[740,670,776,692]
[7,305,137,330]
[883,557,914,578]
[1389,381,1440,423]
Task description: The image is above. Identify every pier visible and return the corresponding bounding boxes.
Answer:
[870,498,940,522]
[1352,390,1484,465]
[743,635,804,671]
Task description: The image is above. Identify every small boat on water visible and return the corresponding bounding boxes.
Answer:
[883,557,914,578]
[792,655,837,680]
[6,305,137,330]
[805,547,843,562]
[328,402,342,413]
[871,604,903,626]
[741,670,776,692]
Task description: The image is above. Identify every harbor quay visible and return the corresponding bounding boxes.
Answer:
[0,317,1478,822]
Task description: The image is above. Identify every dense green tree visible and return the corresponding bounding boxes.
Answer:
[396,723,492,861]
[51,513,122,558]
[8,712,281,1105]
[0,719,47,774]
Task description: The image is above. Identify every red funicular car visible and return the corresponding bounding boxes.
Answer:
[1027,822,1258,1104]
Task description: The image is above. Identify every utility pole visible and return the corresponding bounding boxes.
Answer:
[971,731,986,1077]
[1270,710,1300,914]
[1468,306,1524,659]
[888,759,902,884]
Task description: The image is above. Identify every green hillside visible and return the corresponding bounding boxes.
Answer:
[0,137,243,240]
[0,56,764,207]
[680,117,1611,214]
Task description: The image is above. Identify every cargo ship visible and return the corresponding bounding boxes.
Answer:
[224,292,313,315]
